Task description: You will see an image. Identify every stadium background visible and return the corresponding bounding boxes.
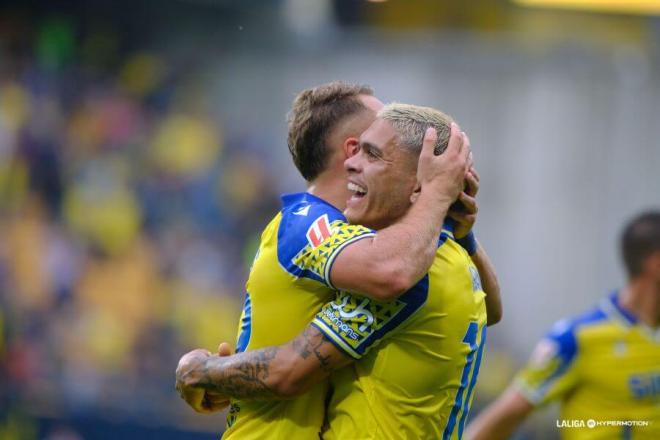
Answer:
[1,0,659,438]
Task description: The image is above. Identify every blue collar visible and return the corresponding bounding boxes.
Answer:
[601,290,638,326]
[280,192,338,211]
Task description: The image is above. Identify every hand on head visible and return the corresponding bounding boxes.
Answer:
[450,166,480,239]
[416,122,472,205]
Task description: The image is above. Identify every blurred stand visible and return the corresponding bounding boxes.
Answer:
[0,1,658,438]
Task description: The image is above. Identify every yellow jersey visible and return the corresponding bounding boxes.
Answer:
[516,292,660,440]
[224,192,373,439]
[312,223,488,440]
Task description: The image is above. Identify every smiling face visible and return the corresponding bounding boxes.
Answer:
[343,118,418,230]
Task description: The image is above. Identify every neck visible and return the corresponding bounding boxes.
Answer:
[619,280,660,328]
[306,168,350,212]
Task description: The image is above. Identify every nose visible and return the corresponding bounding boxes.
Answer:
[344,151,362,174]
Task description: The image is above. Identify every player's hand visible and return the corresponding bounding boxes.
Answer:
[416,123,471,205]
[176,348,215,413]
[450,167,479,239]
[192,342,234,413]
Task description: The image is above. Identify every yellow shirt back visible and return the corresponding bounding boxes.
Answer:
[516,292,660,440]
[312,225,488,440]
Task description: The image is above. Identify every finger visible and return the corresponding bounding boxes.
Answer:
[447,210,465,223]
[204,392,229,406]
[465,171,479,197]
[461,132,471,170]
[201,392,230,413]
[444,123,463,157]
[420,126,438,159]
[449,211,477,226]
[203,399,230,413]
[458,192,477,214]
[469,166,480,183]
[217,342,232,357]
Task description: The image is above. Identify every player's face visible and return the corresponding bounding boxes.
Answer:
[344,118,418,230]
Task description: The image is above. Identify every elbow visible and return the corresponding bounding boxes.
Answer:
[369,266,415,301]
[370,274,414,302]
[486,304,503,326]
[487,312,502,326]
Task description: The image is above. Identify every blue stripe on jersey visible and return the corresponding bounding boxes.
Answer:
[458,325,487,439]
[236,293,252,353]
[353,275,429,357]
[607,291,637,325]
[531,306,609,400]
[444,321,481,440]
[545,307,608,363]
[276,192,348,283]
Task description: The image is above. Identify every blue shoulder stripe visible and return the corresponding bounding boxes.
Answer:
[276,193,346,282]
[545,306,607,364]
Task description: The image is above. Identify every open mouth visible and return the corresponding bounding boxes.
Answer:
[348,182,367,198]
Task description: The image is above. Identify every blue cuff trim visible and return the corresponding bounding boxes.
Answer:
[457,231,477,256]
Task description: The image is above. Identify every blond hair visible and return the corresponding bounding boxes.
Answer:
[378,103,454,155]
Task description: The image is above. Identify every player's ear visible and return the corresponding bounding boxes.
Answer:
[410,182,422,203]
[344,137,359,158]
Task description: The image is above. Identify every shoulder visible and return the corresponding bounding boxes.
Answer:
[277,193,346,254]
[541,306,608,364]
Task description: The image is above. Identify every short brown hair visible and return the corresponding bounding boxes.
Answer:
[287,81,374,181]
[621,210,660,277]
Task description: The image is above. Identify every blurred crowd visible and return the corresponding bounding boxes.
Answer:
[0,13,282,435]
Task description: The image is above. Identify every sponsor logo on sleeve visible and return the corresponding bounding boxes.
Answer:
[319,292,407,349]
[306,214,333,248]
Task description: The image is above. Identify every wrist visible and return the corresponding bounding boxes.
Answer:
[456,231,477,256]
[416,188,453,211]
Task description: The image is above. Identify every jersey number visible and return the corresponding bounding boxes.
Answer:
[443,321,487,440]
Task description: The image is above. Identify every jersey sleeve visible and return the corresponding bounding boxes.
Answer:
[514,319,581,406]
[288,215,376,289]
[310,276,429,359]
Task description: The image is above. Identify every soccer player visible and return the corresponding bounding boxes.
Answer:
[465,211,660,440]
[177,103,501,439]
[177,83,473,439]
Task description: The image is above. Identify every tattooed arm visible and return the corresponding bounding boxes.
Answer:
[175,326,351,411]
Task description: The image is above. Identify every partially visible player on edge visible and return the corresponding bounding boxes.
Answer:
[465,210,660,440]
[177,103,503,439]
[176,82,473,439]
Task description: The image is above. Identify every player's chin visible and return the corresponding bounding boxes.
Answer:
[345,199,367,223]
[344,208,364,225]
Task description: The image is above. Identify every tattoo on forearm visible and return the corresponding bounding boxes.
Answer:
[187,326,341,401]
[196,347,280,400]
[291,326,334,374]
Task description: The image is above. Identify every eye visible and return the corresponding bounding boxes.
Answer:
[365,147,379,159]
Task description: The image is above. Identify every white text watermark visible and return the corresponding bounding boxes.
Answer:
[556,419,650,429]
